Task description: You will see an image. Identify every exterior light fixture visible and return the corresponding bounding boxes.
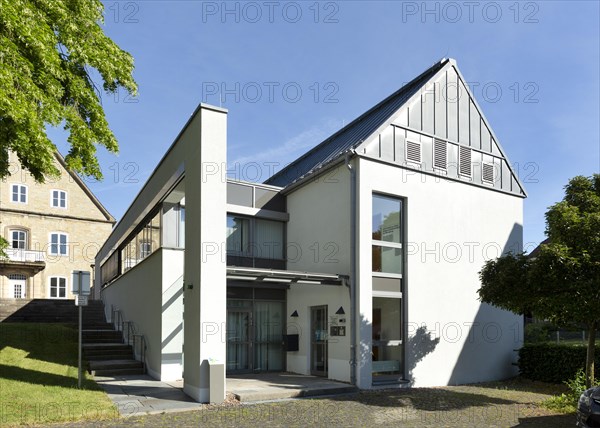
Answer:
[290,310,299,317]
[336,306,345,315]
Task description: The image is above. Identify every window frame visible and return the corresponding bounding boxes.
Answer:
[372,193,403,279]
[50,189,68,209]
[11,184,27,204]
[48,276,68,299]
[10,229,28,250]
[48,232,68,256]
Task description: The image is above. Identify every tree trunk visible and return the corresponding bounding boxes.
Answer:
[586,321,597,389]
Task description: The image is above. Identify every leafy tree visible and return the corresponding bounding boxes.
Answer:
[0,0,137,182]
[0,236,7,259]
[479,174,600,388]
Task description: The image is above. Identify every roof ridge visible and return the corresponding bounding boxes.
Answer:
[265,58,450,186]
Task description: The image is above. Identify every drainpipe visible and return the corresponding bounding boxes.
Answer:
[345,151,357,386]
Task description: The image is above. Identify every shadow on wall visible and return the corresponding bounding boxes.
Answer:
[405,326,441,387]
[446,222,524,385]
[356,312,439,387]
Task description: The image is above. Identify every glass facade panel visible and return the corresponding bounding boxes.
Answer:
[372,195,401,243]
[372,246,402,274]
[372,297,403,379]
[226,216,251,257]
[226,215,284,261]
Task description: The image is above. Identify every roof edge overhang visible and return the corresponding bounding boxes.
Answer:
[226,266,347,286]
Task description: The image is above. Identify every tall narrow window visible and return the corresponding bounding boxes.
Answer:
[49,277,67,298]
[11,184,27,203]
[372,195,402,275]
[49,233,68,256]
[51,190,67,208]
[11,230,27,249]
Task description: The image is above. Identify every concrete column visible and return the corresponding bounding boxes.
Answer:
[182,105,227,403]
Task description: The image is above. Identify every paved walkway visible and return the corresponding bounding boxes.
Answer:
[94,375,201,416]
[228,373,357,402]
[95,373,356,416]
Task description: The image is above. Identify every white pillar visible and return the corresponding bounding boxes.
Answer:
[182,105,228,403]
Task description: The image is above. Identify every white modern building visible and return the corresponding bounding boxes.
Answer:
[95,58,526,402]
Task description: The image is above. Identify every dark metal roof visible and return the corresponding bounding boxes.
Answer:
[265,59,450,187]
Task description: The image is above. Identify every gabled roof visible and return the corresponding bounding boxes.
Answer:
[53,152,115,223]
[266,59,450,187]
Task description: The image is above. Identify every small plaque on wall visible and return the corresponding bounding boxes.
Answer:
[330,326,346,336]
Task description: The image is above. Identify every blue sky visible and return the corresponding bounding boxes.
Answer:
[49,0,599,249]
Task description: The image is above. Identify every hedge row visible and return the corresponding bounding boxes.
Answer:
[518,343,600,383]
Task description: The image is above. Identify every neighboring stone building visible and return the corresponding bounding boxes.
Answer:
[0,151,114,300]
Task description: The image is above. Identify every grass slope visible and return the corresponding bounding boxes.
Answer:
[0,323,116,426]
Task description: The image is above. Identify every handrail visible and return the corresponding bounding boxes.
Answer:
[109,305,147,374]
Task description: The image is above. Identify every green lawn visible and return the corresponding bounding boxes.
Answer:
[0,323,117,426]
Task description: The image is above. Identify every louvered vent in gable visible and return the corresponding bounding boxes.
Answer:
[433,139,447,169]
[459,146,472,177]
[405,140,421,164]
[482,162,495,184]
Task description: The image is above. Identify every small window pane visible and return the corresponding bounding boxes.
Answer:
[226,216,251,257]
[372,195,401,243]
[372,246,402,275]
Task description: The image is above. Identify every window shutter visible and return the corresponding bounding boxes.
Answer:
[433,139,447,169]
[459,146,472,177]
[482,162,495,184]
[405,140,421,164]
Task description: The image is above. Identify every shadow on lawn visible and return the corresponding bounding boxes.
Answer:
[0,363,78,388]
[0,323,80,368]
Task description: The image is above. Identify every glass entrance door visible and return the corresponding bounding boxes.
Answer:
[310,305,328,376]
[226,308,252,372]
[226,296,286,374]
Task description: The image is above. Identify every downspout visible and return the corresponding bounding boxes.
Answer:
[345,151,357,386]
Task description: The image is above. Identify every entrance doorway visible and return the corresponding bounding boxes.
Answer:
[310,305,328,376]
[8,274,26,299]
[226,286,285,374]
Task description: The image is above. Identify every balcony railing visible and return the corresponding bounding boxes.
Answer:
[2,248,46,263]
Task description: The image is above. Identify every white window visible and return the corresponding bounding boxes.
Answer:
[49,277,67,299]
[9,274,27,299]
[51,190,67,208]
[10,229,27,249]
[49,233,68,256]
[11,184,27,203]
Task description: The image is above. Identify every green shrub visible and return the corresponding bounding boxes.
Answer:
[524,322,553,343]
[518,343,600,383]
[543,368,598,413]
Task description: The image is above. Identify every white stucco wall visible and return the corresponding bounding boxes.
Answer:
[101,250,163,378]
[285,163,353,381]
[161,249,185,380]
[357,157,524,388]
[101,248,185,381]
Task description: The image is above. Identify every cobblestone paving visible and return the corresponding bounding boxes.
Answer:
[52,378,574,428]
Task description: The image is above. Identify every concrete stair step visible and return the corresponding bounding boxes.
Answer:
[92,367,146,376]
[82,343,130,351]
[86,352,134,361]
[89,359,143,372]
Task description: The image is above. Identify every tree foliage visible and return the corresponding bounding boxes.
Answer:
[0,0,137,182]
[478,174,600,387]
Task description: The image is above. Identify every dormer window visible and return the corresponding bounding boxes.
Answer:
[11,184,27,203]
[51,190,67,208]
